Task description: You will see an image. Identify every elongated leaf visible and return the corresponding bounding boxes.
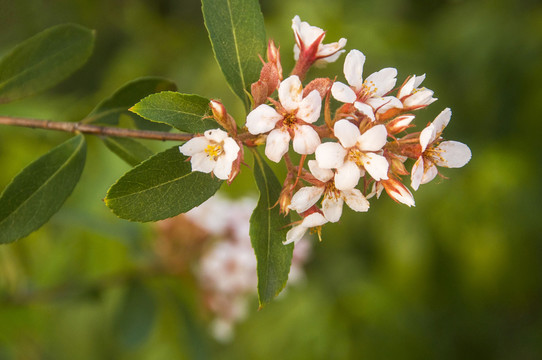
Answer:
[130,92,216,133]
[202,0,266,111]
[250,150,293,307]
[86,77,176,132]
[0,24,95,103]
[103,137,154,166]
[0,135,86,244]
[105,146,222,222]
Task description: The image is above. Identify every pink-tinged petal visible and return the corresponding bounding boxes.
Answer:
[361,153,389,181]
[322,195,344,223]
[397,76,416,99]
[301,212,327,227]
[364,67,397,97]
[366,96,403,114]
[334,160,361,190]
[390,183,415,207]
[331,82,357,103]
[204,128,228,143]
[284,224,307,245]
[246,104,282,135]
[334,119,360,148]
[190,152,215,173]
[342,188,370,212]
[308,159,334,182]
[265,129,290,163]
[357,124,387,152]
[279,75,303,112]
[222,138,240,162]
[432,141,472,168]
[293,125,320,155]
[289,186,325,213]
[297,90,322,124]
[421,162,438,184]
[344,49,365,91]
[419,124,436,152]
[432,108,451,137]
[410,156,424,191]
[353,102,376,121]
[315,142,347,169]
[179,136,208,156]
[213,156,233,180]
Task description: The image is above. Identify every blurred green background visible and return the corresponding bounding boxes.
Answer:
[1,0,541,358]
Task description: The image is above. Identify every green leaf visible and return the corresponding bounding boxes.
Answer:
[250,150,293,307]
[114,281,156,349]
[105,146,222,222]
[86,77,176,132]
[0,135,86,244]
[202,0,266,111]
[130,92,217,133]
[102,137,154,167]
[0,24,95,103]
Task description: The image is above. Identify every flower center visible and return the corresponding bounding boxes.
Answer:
[347,148,365,167]
[359,80,378,100]
[282,113,298,129]
[204,143,223,159]
[324,181,341,201]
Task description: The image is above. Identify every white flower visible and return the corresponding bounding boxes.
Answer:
[246,75,322,162]
[315,120,390,190]
[331,49,400,119]
[179,129,240,180]
[398,74,438,109]
[284,212,327,245]
[411,108,472,190]
[292,15,347,65]
[288,160,369,222]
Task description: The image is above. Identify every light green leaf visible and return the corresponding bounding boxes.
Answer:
[250,150,293,307]
[0,24,95,103]
[0,135,86,244]
[105,146,222,222]
[130,92,217,133]
[202,0,266,111]
[102,137,154,167]
[86,77,177,131]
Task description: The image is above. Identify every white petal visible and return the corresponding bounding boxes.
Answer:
[361,153,389,181]
[301,212,327,227]
[322,195,344,223]
[397,76,416,99]
[432,108,451,137]
[344,49,365,91]
[246,104,282,135]
[334,161,361,190]
[265,129,291,163]
[296,18,324,46]
[279,75,303,112]
[284,225,308,245]
[419,124,436,152]
[403,88,437,107]
[204,128,229,143]
[432,141,472,168]
[308,159,333,182]
[293,125,320,155]
[353,102,376,121]
[364,67,397,97]
[342,188,370,212]
[293,44,300,61]
[410,157,424,191]
[331,82,357,103]
[289,186,325,213]
[365,96,403,114]
[334,119,360,148]
[413,74,426,88]
[190,152,215,173]
[421,162,438,184]
[179,136,208,156]
[222,138,240,162]
[315,142,347,169]
[296,90,321,124]
[357,124,387,152]
[317,39,347,57]
[213,156,233,180]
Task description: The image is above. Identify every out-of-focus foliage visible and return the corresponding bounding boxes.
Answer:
[0,0,541,358]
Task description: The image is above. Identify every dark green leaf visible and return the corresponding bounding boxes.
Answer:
[250,150,293,307]
[0,24,95,103]
[102,137,154,167]
[114,281,156,349]
[86,77,176,131]
[0,135,86,244]
[202,0,266,111]
[130,92,216,133]
[105,146,222,222]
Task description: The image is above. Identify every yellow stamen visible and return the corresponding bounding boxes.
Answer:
[204,143,223,159]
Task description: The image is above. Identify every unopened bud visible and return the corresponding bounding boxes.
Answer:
[210,100,237,136]
[387,115,415,134]
[382,178,415,207]
[267,40,283,80]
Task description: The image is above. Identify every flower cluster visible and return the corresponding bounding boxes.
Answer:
[180,15,471,246]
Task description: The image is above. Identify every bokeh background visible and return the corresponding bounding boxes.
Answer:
[1,0,542,358]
